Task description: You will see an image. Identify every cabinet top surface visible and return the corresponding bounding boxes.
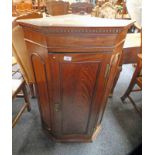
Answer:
[18,14,134,28]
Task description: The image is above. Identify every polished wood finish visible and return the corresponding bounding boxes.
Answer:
[46,1,70,16]
[70,2,94,14]
[18,15,133,142]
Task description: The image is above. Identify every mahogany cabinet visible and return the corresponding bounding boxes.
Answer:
[18,15,133,142]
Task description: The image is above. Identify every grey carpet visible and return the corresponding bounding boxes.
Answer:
[12,64,142,155]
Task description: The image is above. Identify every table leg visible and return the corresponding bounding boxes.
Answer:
[109,66,122,97]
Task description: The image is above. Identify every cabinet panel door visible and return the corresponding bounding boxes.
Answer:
[49,53,110,135]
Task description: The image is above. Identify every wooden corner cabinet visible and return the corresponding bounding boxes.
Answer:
[18,15,133,142]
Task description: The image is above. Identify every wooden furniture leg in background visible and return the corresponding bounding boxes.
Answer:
[12,12,42,100]
[22,83,31,112]
[121,55,142,101]
[12,80,31,128]
[29,83,36,98]
[121,54,142,114]
[109,66,122,97]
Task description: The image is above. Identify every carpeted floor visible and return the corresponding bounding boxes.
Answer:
[12,64,142,155]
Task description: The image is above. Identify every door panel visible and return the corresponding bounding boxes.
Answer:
[49,53,109,135]
[61,62,100,134]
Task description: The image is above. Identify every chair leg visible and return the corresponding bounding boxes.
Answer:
[128,95,142,116]
[12,102,29,128]
[110,66,122,97]
[121,63,141,102]
[29,83,35,98]
[12,81,31,128]
[22,83,31,112]
[121,80,136,102]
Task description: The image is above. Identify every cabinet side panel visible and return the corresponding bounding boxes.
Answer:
[32,54,51,128]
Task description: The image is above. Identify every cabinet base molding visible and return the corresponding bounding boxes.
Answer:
[42,125,101,143]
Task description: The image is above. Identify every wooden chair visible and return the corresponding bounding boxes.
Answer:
[12,78,31,128]
[12,56,21,78]
[12,55,31,128]
[121,54,142,114]
[70,2,94,14]
[32,1,46,11]
[12,12,43,97]
[12,56,17,66]
[46,0,70,16]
